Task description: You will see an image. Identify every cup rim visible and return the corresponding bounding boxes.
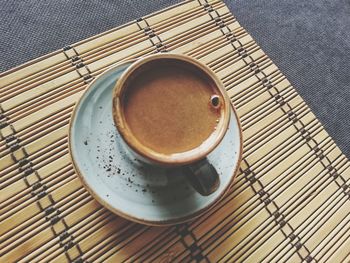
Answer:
[112,53,231,166]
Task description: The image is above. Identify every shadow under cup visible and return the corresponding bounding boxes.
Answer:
[112,54,231,195]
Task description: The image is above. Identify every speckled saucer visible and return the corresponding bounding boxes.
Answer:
[69,61,242,226]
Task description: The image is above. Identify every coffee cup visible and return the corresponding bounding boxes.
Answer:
[112,54,231,196]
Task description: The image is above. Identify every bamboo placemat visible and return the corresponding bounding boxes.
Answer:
[1,0,349,262]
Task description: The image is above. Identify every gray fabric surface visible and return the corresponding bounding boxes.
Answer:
[0,0,349,158]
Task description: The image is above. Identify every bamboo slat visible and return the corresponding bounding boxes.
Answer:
[1,0,349,262]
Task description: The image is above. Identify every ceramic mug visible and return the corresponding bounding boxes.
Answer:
[112,54,231,196]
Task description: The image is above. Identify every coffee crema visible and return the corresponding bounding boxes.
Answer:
[122,63,223,155]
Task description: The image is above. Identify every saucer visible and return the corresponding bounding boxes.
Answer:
[69,61,242,226]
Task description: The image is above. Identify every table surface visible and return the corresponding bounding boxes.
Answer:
[1,0,349,158]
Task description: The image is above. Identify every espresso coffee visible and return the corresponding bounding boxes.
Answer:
[122,62,223,154]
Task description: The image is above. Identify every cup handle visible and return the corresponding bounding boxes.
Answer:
[184,158,220,196]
